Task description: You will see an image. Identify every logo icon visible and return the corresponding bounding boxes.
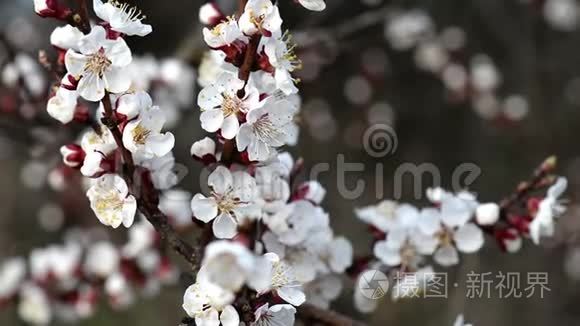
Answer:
[363,124,398,158]
[357,269,389,299]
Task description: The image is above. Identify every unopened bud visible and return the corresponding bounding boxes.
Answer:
[199,2,225,26]
[190,137,217,165]
[60,144,85,168]
[475,202,500,225]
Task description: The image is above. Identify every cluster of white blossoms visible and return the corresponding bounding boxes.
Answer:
[36,0,184,230]
[0,223,179,325]
[385,9,529,122]
[353,164,568,312]
[183,1,351,325]
[21,0,570,325]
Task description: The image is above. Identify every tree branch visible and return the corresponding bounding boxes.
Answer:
[75,0,92,34]
[98,7,368,325]
[499,156,556,211]
[100,93,199,269]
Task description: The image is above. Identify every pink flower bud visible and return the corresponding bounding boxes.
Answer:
[60,144,85,168]
[190,137,217,164]
[199,2,224,26]
[34,0,70,19]
[293,181,326,204]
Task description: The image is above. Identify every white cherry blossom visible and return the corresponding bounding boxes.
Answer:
[263,31,302,95]
[182,281,238,326]
[0,258,26,299]
[122,219,155,258]
[199,241,269,292]
[79,126,117,177]
[239,0,282,36]
[65,26,132,101]
[256,253,306,306]
[115,91,152,120]
[105,273,135,309]
[86,174,137,228]
[29,244,82,287]
[324,237,353,273]
[47,87,78,124]
[199,2,223,26]
[159,190,193,227]
[18,284,52,325]
[303,275,342,309]
[355,200,400,232]
[122,105,175,158]
[198,72,261,139]
[529,177,567,244]
[439,191,478,227]
[373,226,437,267]
[93,0,152,36]
[255,164,291,213]
[297,181,326,204]
[203,18,247,49]
[264,200,327,246]
[236,97,297,162]
[415,203,484,266]
[191,166,259,239]
[133,151,179,190]
[84,242,120,279]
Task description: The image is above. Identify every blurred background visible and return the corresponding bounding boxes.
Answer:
[2,0,580,325]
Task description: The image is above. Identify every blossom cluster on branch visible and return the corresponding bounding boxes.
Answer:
[0,221,180,325]
[0,0,572,325]
[352,157,567,312]
[183,0,357,325]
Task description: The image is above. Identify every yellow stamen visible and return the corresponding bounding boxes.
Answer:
[131,124,151,145]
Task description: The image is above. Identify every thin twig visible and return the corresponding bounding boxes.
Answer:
[75,0,92,34]
[499,156,555,211]
[238,35,261,92]
[100,93,198,268]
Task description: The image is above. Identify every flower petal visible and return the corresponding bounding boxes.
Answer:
[200,109,224,133]
[105,38,132,67]
[373,240,401,266]
[64,50,87,77]
[236,123,252,151]
[219,305,239,326]
[103,67,131,94]
[212,212,238,239]
[79,26,107,55]
[191,194,219,223]
[454,223,484,253]
[221,115,240,140]
[434,245,459,267]
[277,286,306,306]
[147,133,175,157]
[122,195,137,227]
[208,166,233,195]
[78,73,106,101]
[298,0,326,11]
